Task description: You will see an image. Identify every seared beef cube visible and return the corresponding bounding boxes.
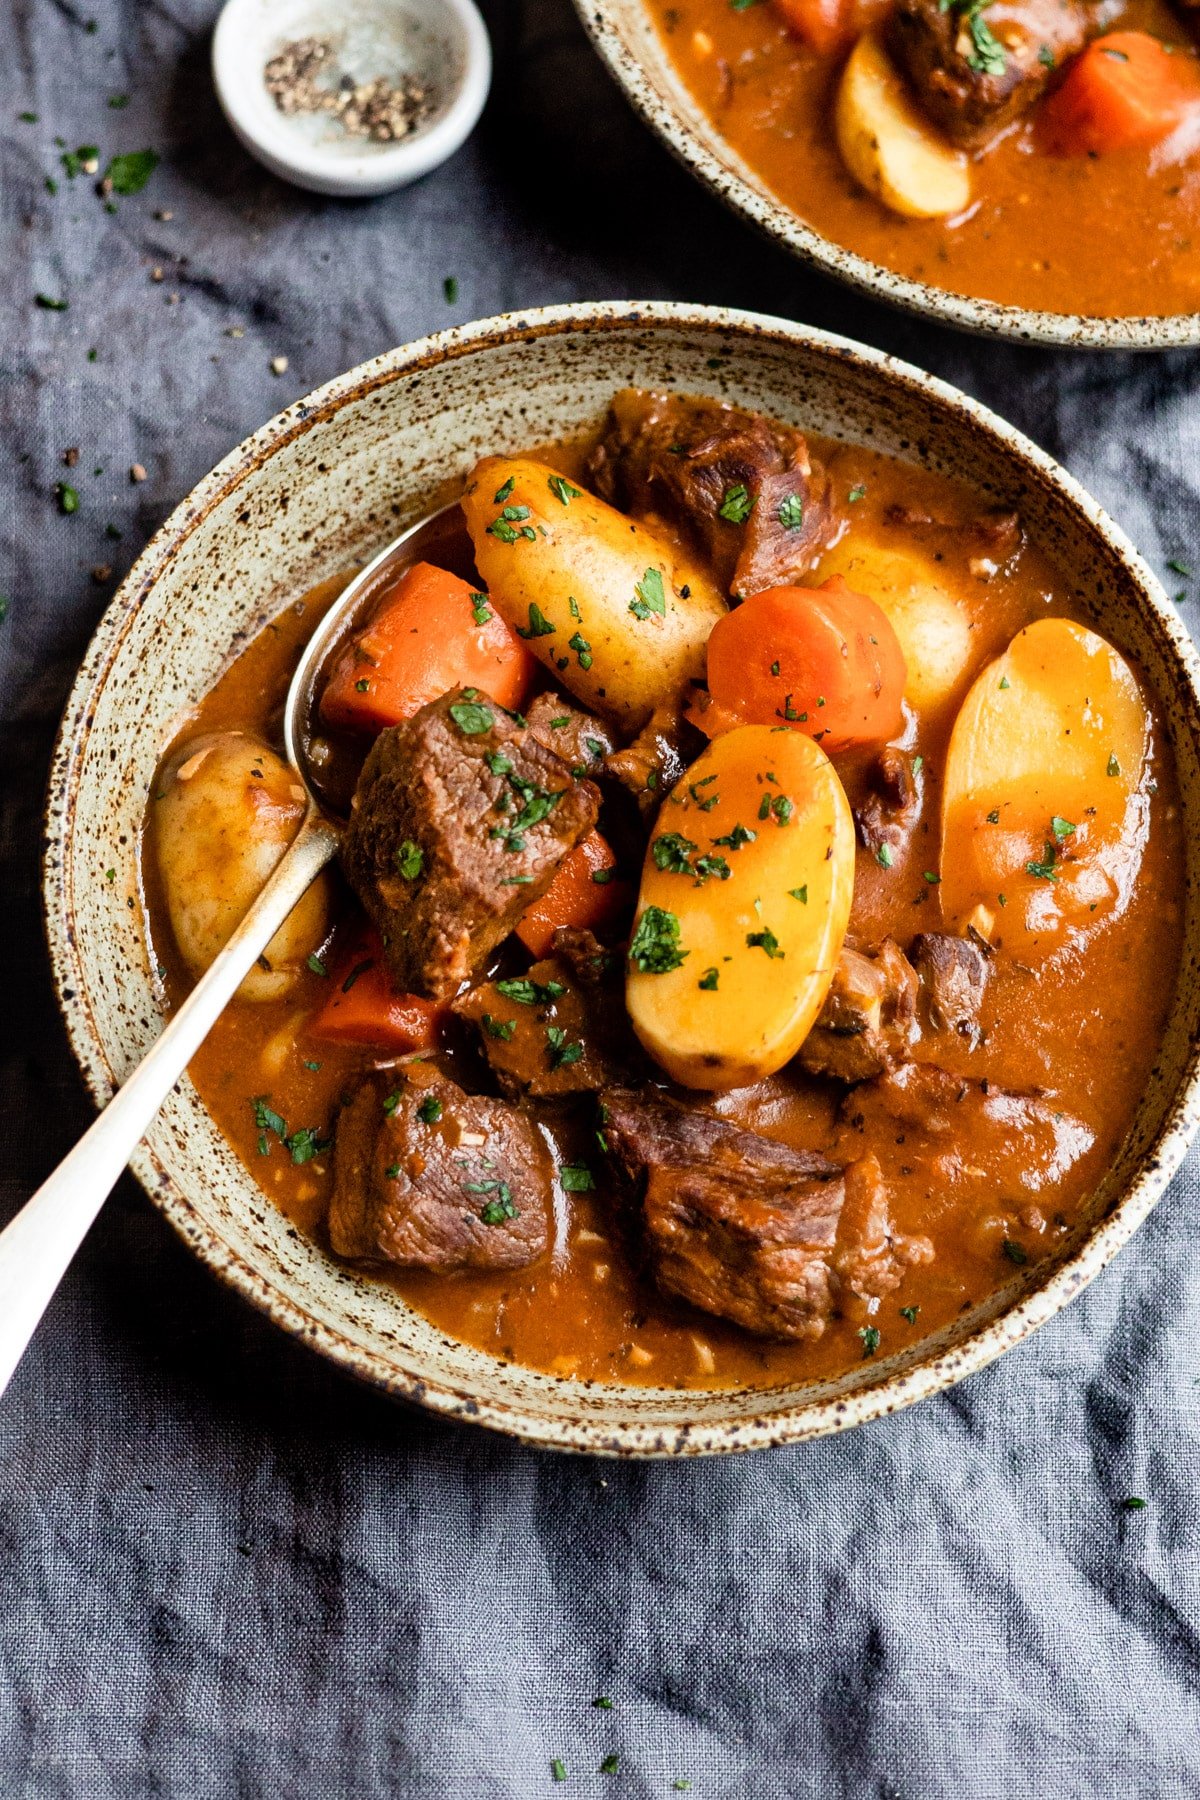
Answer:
[329,1064,552,1269]
[342,688,600,1000]
[551,925,624,983]
[603,695,702,818]
[800,939,918,1083]
[854,746,922,860]
[885,503,1022,577]
[911,932,990,1040]
[525,692,614,778]
[455,950,630,1099]
[586,388,836,599]
[601,1090,926,1340]
[888,0,1096,151]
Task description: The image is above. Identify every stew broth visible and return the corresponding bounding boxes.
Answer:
[142,432,1183,1391]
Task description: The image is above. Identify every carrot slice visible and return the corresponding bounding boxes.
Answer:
[320,561,535,735]
[308,934,441,1050]
[516,831,629,958]
[772,0,890,53]
[1041,33,1200,156]
[700,576,907,754]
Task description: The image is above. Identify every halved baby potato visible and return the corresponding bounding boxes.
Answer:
[835,33,971,220]
[154,731,331,1001]
[462,456,727,733]
[939,618,1152,959]
[818,536,974,716]
[626,725,856,1089]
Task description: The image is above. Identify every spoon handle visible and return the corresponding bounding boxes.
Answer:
[0,814,340,1401]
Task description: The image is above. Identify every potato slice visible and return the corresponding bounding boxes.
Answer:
[462,456,726,732]
[835,33,971,220]
[940,619,1152,960]
[626,726,855,1089]
[819,537,973,716]
[154,731,331,1001]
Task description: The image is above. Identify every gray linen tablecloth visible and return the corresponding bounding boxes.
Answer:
[3,1,1200,1793]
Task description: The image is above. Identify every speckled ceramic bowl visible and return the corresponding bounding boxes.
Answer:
[573,1,1200,350]
[43,303,1200,1454]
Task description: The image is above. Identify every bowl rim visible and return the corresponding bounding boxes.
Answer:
[41,299,1200,1455]
[572,0,1200,352]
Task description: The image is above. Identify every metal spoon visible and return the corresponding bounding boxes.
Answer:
[0,502,457,1400]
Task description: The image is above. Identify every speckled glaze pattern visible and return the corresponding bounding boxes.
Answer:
[42,303,1200,1455]
[573,2,1200,351]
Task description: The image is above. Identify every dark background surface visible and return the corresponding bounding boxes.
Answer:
[3,1,1200,1794]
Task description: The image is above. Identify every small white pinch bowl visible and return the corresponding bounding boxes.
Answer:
[211,0,491,197]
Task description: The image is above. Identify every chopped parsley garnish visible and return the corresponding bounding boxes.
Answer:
[106,148,160,194]
[1025,842,1059,882]
[629,567,666,620]
[1037,43,1055,66]
[858,1325,881,1357]
[586,736,605,759]
[599,1756,620,1776]
[1051,815,1075,841]
[306,953,328,976]
[653,831,698,874]
[548,474,582,505]
[771,795,793,826]
[517,601,556,638]
[746,928,783,958]
[450,699,494,734]
[712,823,755,850]
[57,482,79,514]
[1107,753,1121,777]
[341,958,373,994]
[251,1097,330,1165]
[35,292,69,311]
[395,839,424,880]
[923,870,940,885]
[777,694,806,723]
[718,483,754,525]
[777,492,804,531]
[592,868,613,884]
[999,676,1011,690]
[382,1090,401,1116]
[757,794,771,822]
[495,976,566,1005]
[482,1013,516,1041]
[698,967,719,990]
[355,678,369,693]
[1167,558,1192,578]
[551,1762,567,1784]
[900,1305,920,1324]
[689,777,721,811]
[568,630,592,670]
[693,853,731,882]
[493,476,515,504]
[629,905,687,973]
[477,1183,519,1225]
[546,1025,583,1068]
[986,808,1000,824]
[470,591,492,625]
[1001,1238,1028,1265]
[486,751,513,777]
[443,275,458,303]
[1120,1497,1147,1511]
[876,843,894,869]
[560,1162,595,1191]
[417,1095,443,1125]
[789,885,808,904]
[488,504,537,544]
[848,483,867,503]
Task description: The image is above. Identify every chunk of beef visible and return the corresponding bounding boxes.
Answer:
[853,746,922,859]
[454,949,631,1099]
[603,694,703,818]
[888,0,1100,150]
[341,688,600,1000]
[799,938,918,1082]
[329,1063,552,1269]
[840,1062,1094,1194]
[601,1090,929,1340]
[525,691,614,779]
[911,931,989,1041]
[551,925,624,984]
[586,388,836,599]
[885,503,1022,577]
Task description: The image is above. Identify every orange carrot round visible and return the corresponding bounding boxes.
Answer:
[308,935,442,1050]
[701,577,907,754]
[320,560,535,735]
[1040,33,1200,157]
